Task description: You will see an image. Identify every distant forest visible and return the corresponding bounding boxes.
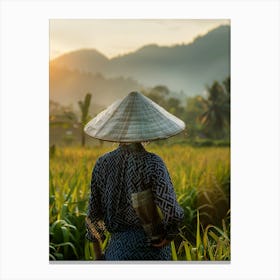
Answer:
[49,76,230,147]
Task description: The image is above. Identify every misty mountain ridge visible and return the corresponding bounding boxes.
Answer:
[51,49,109,73]
[50,24,230,110]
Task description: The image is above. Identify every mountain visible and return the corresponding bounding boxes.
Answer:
[103,25,230,95]
[51,49,108,73]
[50,25,230,109]
[49,65,143,112]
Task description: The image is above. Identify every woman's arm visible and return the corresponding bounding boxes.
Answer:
[151,155,184,244]
[85,159,106,255]
[151,238,170,248]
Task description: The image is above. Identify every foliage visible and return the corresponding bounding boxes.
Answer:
[49,145,230,261]
[199,78,230,139]
[78,93,92,146]
[183,95,207,139]
[143,85,185,120]
[78,93,92,126]
[49,100,78,126]
[50,77,230,146]
[175,210,230,261]
[142,77,230,141]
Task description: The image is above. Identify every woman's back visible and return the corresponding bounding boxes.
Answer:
[92,143,163,233]
[86,143,184,260]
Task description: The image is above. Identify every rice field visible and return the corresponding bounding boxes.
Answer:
[49,144,230,261]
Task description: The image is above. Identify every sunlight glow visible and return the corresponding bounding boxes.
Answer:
[50,19,230,60]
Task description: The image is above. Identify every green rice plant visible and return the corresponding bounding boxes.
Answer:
[196,210,204,260]
[49,219,79,260]
[84,240,95,260]
[183,241,192,261]
[84,232,110,260]
[101,232,110,251]
[49,145,230,260]
[50,242,79,260]
[171,241,178,260]
[177,210,230,261]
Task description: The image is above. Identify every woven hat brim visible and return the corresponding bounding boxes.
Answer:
[84,92,185,142]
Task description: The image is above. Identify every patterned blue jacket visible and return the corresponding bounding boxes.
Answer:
[86,143,184,242]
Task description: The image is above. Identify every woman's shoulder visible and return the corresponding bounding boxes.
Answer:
[145,151,165,165]
[91,150,117,173]
[95,147,165,166]
[96,148,118,163]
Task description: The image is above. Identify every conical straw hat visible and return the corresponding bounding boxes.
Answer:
[84,91,185,142]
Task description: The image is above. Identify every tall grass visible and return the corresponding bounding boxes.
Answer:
[175,210,230,261]
[49,144,230,260]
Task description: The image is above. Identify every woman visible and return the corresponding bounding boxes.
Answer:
[84,91,185,261]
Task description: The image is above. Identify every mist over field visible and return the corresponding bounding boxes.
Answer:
[50,25,230,111]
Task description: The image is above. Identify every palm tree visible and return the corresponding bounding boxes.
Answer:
[222,76,230,126]
[200,80,229,139]
[78,93,92,146]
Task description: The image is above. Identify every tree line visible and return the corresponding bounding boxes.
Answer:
[50,76,230,146]
[143,77,230,141]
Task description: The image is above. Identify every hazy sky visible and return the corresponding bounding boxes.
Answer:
[50,19,230,60]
